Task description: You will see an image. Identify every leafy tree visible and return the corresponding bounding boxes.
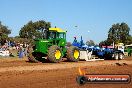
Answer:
[86,40,95,46]
[19,20,51,39]
[107,22,130,44]
[125,35,132,44]
[99,40,111,46]
[99,40,106,46]
[0,21,11,45]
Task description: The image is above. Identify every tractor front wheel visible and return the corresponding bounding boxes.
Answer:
[114,53,119,60]
[48,45,62,63]
[67,46,80,62]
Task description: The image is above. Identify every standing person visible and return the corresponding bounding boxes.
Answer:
[19,46,24,58]
[24,47,28,56]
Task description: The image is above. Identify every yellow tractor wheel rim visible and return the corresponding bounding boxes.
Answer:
[74,50,79,59]
[55,50,61,60]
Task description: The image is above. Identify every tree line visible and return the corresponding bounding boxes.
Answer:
[0,20,132,46]
[99,22,132,46]
[0,20,51,45]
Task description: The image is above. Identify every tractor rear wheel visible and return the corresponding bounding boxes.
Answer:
[28,47,42,63]
[28,52,41,63]
[118,53,124,60]
[48,45,62,63]
[67,46,80,62]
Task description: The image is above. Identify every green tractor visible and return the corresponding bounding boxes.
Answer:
[125,44,132,56]
[28,27,80,63]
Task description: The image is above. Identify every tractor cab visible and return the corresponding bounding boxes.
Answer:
[48,28,66,39]
[115,43,124,53]
[47,28,66,47]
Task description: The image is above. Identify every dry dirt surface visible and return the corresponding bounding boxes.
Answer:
[0,57,132,88]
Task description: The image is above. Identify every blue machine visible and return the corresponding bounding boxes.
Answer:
[93,46,124,59]
[95,47,113,59]
[72,36,93,52]
[72,36,85,49]
[72,36,124,60]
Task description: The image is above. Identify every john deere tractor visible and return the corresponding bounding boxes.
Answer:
[28,27,80,63]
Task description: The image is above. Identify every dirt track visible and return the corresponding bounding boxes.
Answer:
[0,57,132,88]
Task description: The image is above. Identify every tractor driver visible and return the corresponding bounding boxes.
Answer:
[49,32,56,39]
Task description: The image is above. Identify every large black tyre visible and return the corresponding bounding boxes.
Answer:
[28,52,41,63]
[104,53,112,60]
[67,46,80,62]
[48,45,62,63]
[118,53,124,60]
[114,53,119,60]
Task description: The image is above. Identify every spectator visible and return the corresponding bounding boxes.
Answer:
[19,46,24,58]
